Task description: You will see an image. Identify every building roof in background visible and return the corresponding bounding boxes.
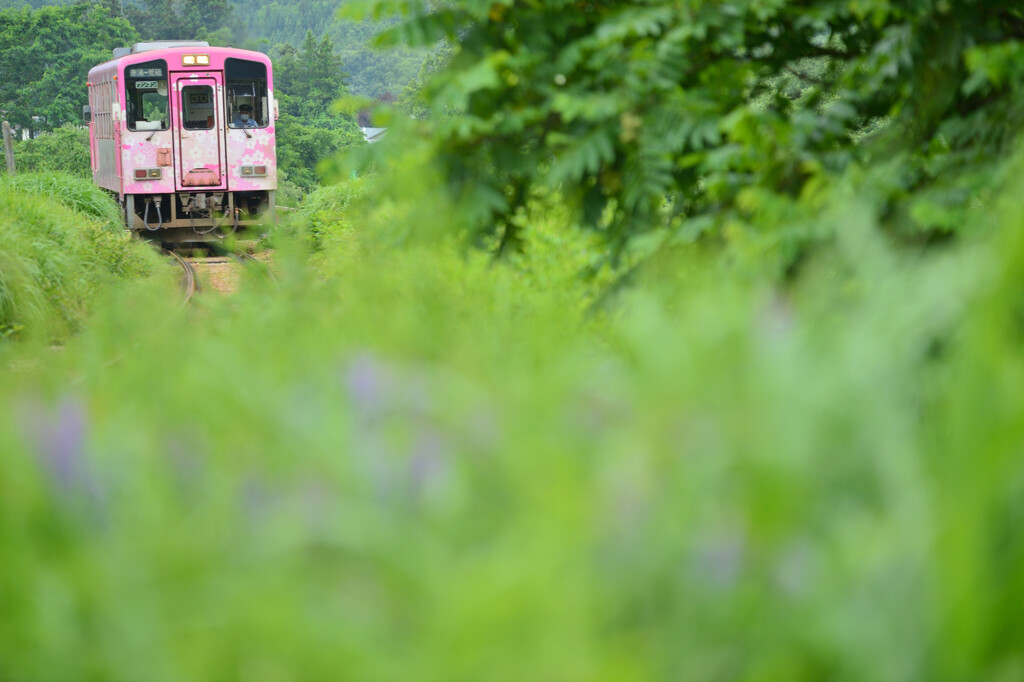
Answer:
[361,127,387,144]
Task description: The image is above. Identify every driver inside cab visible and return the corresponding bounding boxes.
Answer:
[233,103,257,128]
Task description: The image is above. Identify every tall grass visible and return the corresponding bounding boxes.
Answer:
[0,174,157,340]
[4,172,125,230]
[1,155,1024,679]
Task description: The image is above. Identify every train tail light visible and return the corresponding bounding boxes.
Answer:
[134,168,161,180]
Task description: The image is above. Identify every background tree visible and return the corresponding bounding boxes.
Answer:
[275,121,363,191]
[0,2,138,136]
[122,0,172,41]
[0,0,72,8]
[274,32,350,123]
[125,0,234,41]
[395,38,453,120]
[272,31,364,192]
[344,1,1024,264]
[184,0,233,37]
[240,0,427,97]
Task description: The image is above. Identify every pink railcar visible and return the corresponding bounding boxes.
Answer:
[86,41,277,241]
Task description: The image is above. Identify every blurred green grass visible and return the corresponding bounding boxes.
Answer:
[2,155,1024,681]
[0,174,159,341]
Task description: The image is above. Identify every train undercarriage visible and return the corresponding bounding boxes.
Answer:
[122,189,276,243]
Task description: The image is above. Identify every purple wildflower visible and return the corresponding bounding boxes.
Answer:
[409,430,447,497]
[689,530,746,589]
[26,397,88,493]
[344,353,387,412]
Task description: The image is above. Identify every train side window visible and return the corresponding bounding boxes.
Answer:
[182,85,215,130]
[225,58,269,128]
[125,59,168,132]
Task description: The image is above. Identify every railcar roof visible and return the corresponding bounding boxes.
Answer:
[123,41,210,56]
[88,45,271,76]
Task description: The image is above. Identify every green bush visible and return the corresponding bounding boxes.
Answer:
[296,177,367,253]
[0,175,156,339]
[274,170,306,208]
[0,125,92,178]
[276,113,364,193]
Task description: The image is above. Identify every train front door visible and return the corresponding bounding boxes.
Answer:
[171,73,227,191]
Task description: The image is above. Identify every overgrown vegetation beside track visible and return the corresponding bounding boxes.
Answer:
[0,125,91,178]
[2,143,1024,676]
[0,173,158,340]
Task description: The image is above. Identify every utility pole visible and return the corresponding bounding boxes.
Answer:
[1,121,14,175]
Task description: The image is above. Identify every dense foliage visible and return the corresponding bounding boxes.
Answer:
[0,174,157,339]
[395,39,453,120]
[0,0,69,9]
[349,0,1024,264]
[242,0,426,98]
[0,0,427,97]
[3,151,1024,675]
[271,32,366,193]
[0,125,91,177]
[121,0,235,44]
[0,3,137,135]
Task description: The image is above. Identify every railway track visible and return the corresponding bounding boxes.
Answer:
[162,247,199,305]
[65,243,268,385]
[230,250,277,285]
[197,243,277,292]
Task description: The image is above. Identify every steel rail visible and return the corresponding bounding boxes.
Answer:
[163,247,199,305]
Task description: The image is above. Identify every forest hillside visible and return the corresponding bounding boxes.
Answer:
[0,0,425,98]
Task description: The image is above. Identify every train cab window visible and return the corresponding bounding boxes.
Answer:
[225,58,269,128]
[182,85,215,130]
[125,59,168,132]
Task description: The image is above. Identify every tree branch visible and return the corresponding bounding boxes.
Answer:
[785,65,830,86]
[810,45,852,59]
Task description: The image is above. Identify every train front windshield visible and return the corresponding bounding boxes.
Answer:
[125,59,168,132]
[225,58,269,128]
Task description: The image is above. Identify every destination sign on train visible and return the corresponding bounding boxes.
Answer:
[129,67,164,78]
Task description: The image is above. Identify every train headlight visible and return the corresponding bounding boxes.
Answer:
[134,168,161,180]
[182,55,196,66]
[196,55,210,66]
[239,165,267,177]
